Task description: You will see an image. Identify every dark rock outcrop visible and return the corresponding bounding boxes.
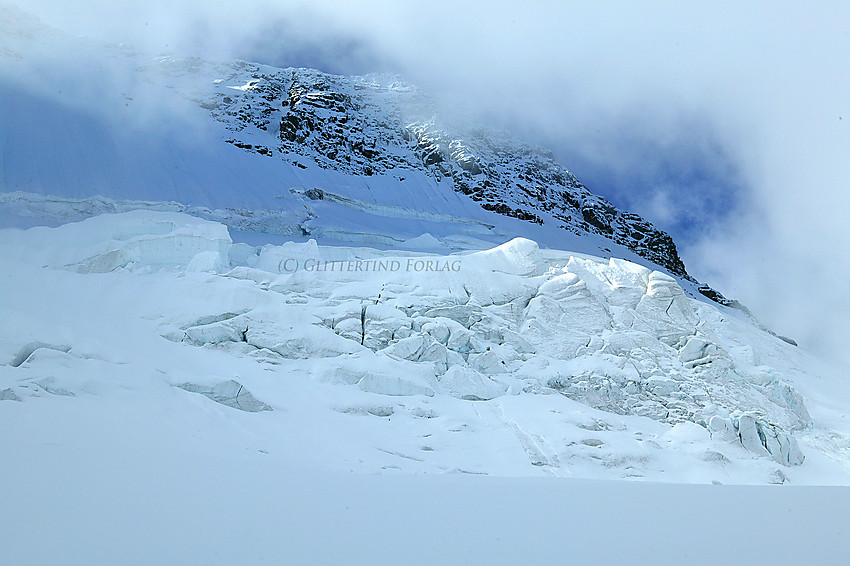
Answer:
[191,63,693,282]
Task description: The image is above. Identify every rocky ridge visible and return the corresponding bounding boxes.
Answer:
[150,58,691,279]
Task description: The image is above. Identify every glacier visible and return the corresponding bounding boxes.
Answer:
[3,210,847,479]
[4,209,850,564]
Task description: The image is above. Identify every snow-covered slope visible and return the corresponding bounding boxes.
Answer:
[3,4,847,482]
[3,6,850,560]
[2,4,702,290]
[4,0,848,479]
[3,211,848,484]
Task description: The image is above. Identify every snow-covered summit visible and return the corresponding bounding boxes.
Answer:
[156,56,692,278]
[2,6,699,290]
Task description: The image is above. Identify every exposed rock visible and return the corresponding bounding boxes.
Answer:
[187,63,694,282]
[304,188,324,200]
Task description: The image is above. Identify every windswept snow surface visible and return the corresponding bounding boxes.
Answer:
[3,211,850,563]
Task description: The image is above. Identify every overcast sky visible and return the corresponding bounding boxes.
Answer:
[15,0,850,362]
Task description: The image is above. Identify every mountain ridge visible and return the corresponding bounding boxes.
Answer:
[0,4,745,313]
[194,61,692,279]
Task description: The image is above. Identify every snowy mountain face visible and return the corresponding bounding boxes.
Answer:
[2,5,850,492]
[164,58,692,281]
[4,10,850,561]
[0,7,696,286]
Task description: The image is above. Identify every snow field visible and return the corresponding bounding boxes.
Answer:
[3,211,848,484]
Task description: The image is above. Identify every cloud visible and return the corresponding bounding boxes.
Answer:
[11,0,850,362]
[530,109,747,247]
